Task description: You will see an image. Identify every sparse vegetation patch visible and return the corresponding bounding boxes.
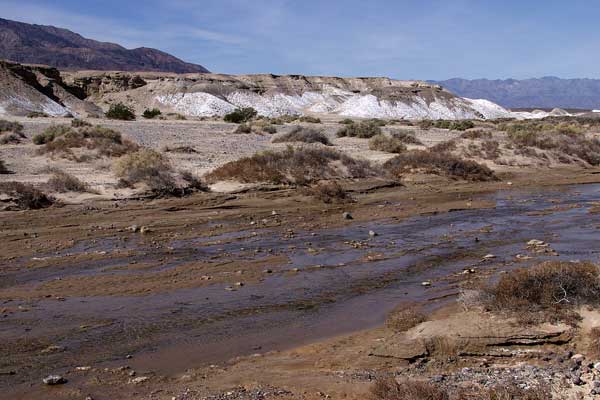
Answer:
[369,134,406,153]
[272,126,332,145]
[46,169,93,193]
[224,107,257,124]
[205,146,375,185]
[142,108,162,119]
[384,150,496,181]
[336,120,382,138]
[105,103,135,120]
[0,182,54,209]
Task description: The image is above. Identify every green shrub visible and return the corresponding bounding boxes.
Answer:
[272,126,332,145]
[27,111,49,118]
[433,120,475,131]
[298,116,321,124]
[336,121,382,138]
[369,134,406,153]
[33,125,72,145]
[114,149,174,190]
[339,118,354,125]
[142,108,162,119]
[105,103,135,120]
[223,107,257,124]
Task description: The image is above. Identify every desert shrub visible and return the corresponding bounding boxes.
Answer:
[0,120,24,134]
[114,149,169,184]
[371,378,448,400]
[0,159,8,174]
[480,262,600,316]
[163,145,197,154]
[339,118,354,125]
[480,140,501,160]
[46,170,91,193]
[233,123,252,134]
[0,182,54,209]
[298,116,321,123]
[166,112,186,120]
[142,108,162,119]
[27,111,48,118]
[223,107,257,124]
[391,130,423,145]
[33,125,72,145]
[272,126,332,145]
[205,146,375,185]
[369,134,406,153]
[502,120,600,165]
[336,120,382,138]
[0,132,25,144]
[303,181,352,203]
[384,150,496,181]
[367,118,388,127]
[105,103,135,120]
[38,126,139,160]
[418,120,434,130]
[460,129,492,140]
[180,170,209,192]
[71,119,91,128]
[261,124,277,134]
[430,139,457,153]
[433,120,475,131]
[386,305,426,332]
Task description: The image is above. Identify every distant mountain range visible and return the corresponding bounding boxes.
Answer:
[433,77,600,109]
[0,18,209,73]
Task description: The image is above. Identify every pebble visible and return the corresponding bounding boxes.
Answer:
[130,376,149,384]
[342,212,353,220]
[421,281,432,287]
[368,230,377,237]
[43,375,67,385]
[483,254,496,259]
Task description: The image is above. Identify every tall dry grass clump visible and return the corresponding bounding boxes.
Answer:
[272,126,332,145]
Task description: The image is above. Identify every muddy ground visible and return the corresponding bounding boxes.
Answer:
[3,165,600,399]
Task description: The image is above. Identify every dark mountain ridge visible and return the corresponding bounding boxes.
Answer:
[0,18,209,73]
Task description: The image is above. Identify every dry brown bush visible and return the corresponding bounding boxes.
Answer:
[460,129,492,140]
[369,134,406,153]
[384,150,496,181]
[0,119,24,134]
[430,140,457,153]
[480,261,600,324]
[0,159,8,174]
[163,145,197,154]
[114,149,174,189]
[371,378,448,400]
[0,182,54,209]
[273,126,332,145]
[46,170,92,193]
[205,146,376,185]
[37,126,139,161]
[385,305,426,332]
[303,181,352,203]
[391,129,423,145]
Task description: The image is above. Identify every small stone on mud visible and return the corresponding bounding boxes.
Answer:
[527,239,545,246]
[128,225,139,232]
[368,230,377,237]
[263,269,273,274]
[235,282,244,287]
[130,376,149,384]
[75,366,91,371]
[140,226,151,234]
[421,281,432,287]
[483,254,496,259]
[43,375,67,385]
[343,212,353,220]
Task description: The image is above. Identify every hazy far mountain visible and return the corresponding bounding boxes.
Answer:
[0,18,209,73]
[433,77,600,109]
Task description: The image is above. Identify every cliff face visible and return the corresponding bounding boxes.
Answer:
[0,18,209,74]
[0,61,513,120]
[61,71,511,120]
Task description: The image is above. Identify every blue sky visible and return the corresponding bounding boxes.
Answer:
[3,0,599,79]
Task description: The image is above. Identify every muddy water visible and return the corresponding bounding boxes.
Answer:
[3,184,600,390]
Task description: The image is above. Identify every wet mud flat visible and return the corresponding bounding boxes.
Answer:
[3,179,600,398]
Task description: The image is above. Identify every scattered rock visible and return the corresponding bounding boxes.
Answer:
[343,212,353,220]
[139,226,151,234]
[43,375,67,385]
[368,230,377,237]
[483,254,496,260]
[129,376,149,384]
[421,281,432,287]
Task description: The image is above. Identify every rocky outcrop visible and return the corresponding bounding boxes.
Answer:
[0,60,102,116]
[0,18,209,73]
[73,71,514,120]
